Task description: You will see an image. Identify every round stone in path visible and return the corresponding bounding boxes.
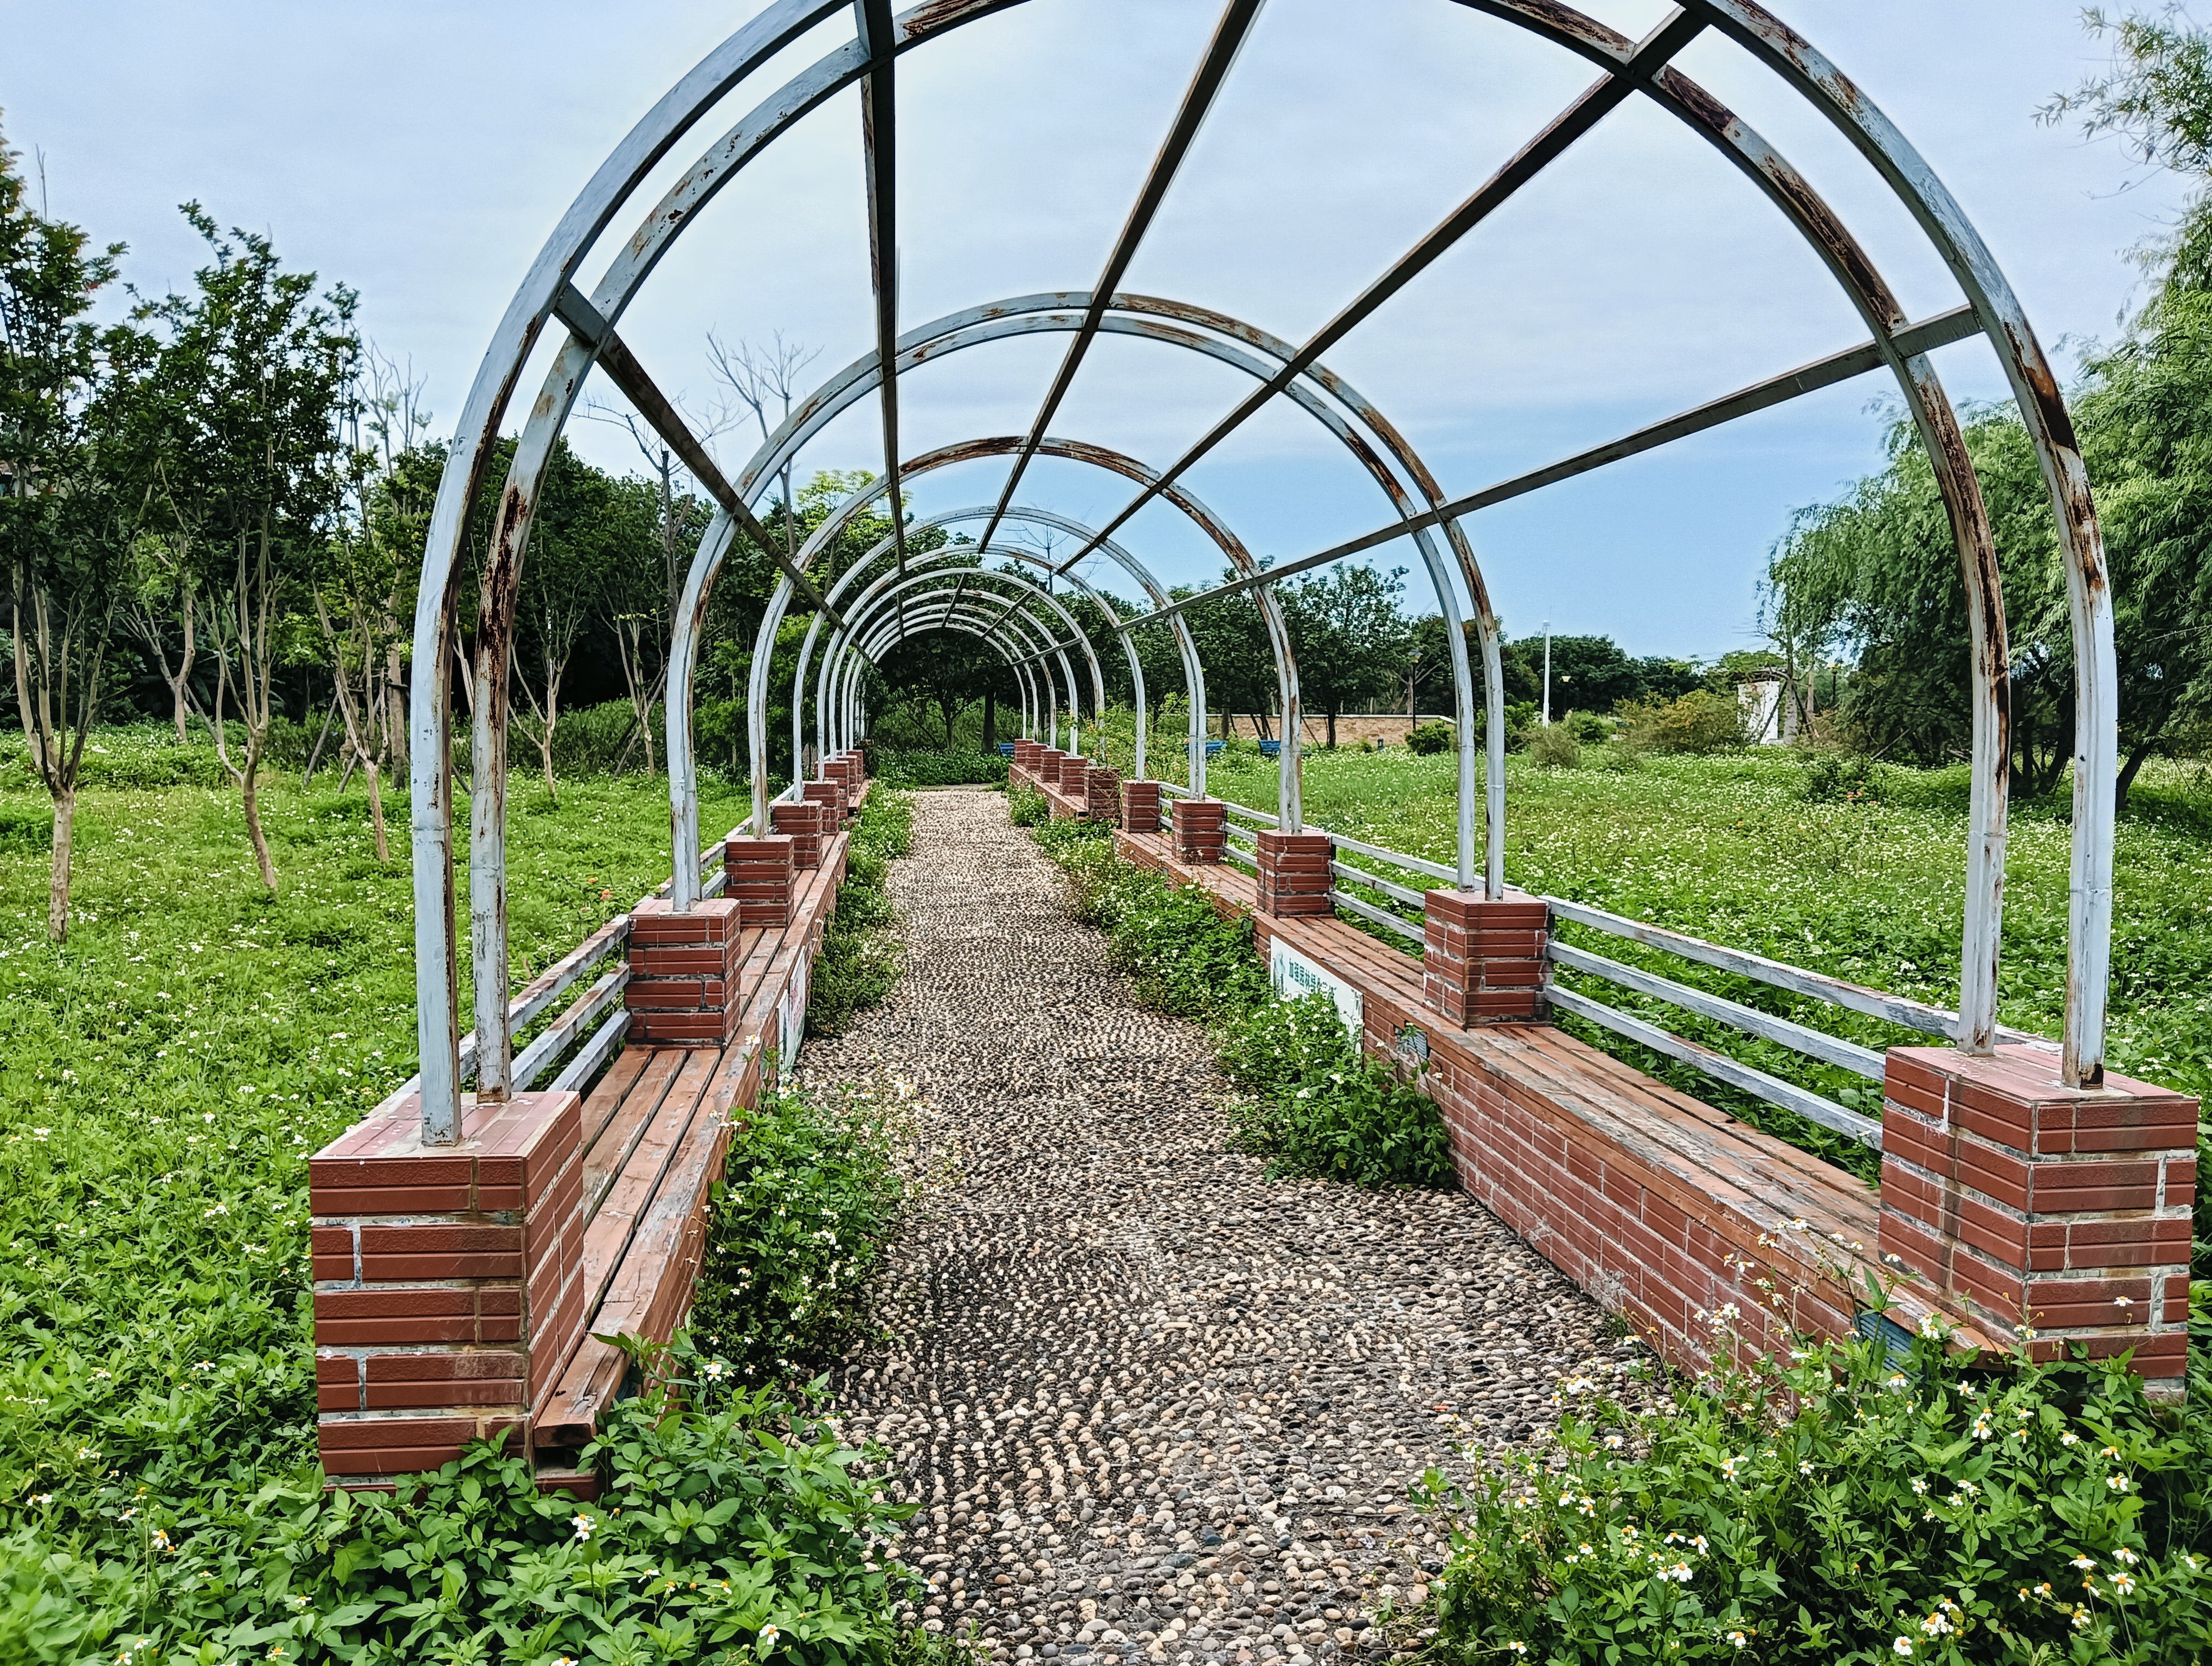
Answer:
[807,787,1634,1662]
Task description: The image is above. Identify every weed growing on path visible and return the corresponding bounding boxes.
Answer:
[1219,994,1454,1188]
[1024,816,1450,1187]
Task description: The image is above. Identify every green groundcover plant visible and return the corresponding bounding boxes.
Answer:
[868,751,1008,790]
[689,1075,914,1387]
[806,786,914,1036]
[1417,1311,2212,1664]
[1021,815,1452,1188]
[1218,994,1454,1189]
[2,1334,918,1664]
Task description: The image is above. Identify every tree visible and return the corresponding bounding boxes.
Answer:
[705,330,819,566]
[2044,8,2212,294]
[0,127,147,939]
[145,206,359,892]
[877,627,1005,746]
[1507,631,1647,716]
[1279,564,1409,747]
[1180,572,1278,736]
[512,438,631,803]
[1400,612,1454,718]
[318,350,430,858]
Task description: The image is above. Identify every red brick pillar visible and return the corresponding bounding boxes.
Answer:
[771,800,826,868]
[625,897,744,1046]
[1422,889,1548,1025]
[1879,1046,2197,1394]
[802,778,847,826]
[1122,780,1163,833]
[311,1090,587,1483]
[724,835,795,928]
[823,755,859,803]
[1172,797,1226,864]
[1256,830,1333,917]
[1084,765,1122,824]
[1014,740,1041,778]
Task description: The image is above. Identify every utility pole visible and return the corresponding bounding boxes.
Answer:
[1541,619,1552,726]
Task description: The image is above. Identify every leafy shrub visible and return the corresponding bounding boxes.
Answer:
[1218,994,1454,1187]
[1528,722,1583,768]
[1407,722,1456,756]
[873,749,1010,788]
[1007,783,1050,826]
[1566,711,1611,744]
[1618,690,1746,754]
[807,786,914,1036]
[1801,750,1887,804]
[1420,1312,2212,1664]
[7,1339,919,1664]
[690,1077,914,1384]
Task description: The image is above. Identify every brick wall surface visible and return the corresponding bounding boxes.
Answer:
[626,898,744,1046]
[1255,830,1332,918]
[801,779,847,826]
[1122,780,1163,834]
[1084,766,1122,825]
[1879,1045,2197,1388]
[312,1090,587,1480]
[770,800,826,869]
[1423,889,1548,1024]
[1171,797,1226,864]
[723,835,795,929]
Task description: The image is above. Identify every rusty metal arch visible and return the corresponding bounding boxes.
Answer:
[671,291,1499,893]
[789,505,1206,803]
[702,430,1276,858]
[413,0,2120,1139]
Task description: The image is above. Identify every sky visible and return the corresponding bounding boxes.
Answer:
[5,0,2195,659]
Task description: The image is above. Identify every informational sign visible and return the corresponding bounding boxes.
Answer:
[1269,938,1363,1036]
[777,954,812,1082]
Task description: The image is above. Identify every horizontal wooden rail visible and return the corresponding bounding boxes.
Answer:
[1544,895,2047,1050]
[1330,887,1424,943]
[1329,858,1425,910]
[512,967,631,1092]
[1548,939,1886,1080]
[1544,983,1882,1149]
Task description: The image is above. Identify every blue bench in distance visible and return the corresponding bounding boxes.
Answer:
[998,743,1016,757]
[1205,740,1226,758]
[1257,739,1281,758]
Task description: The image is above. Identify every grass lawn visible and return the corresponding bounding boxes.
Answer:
[0,726,747,1562]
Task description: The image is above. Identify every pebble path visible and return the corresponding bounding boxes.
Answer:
[812,787,1640,1666]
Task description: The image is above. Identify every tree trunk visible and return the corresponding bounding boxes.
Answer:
[364,758,389,863]
[538,722,560,807]
[2115,738,2159,813]
[982,690,996,754]
[241,741,278,893]
[384,642,408,767]
[47,787,74,945]
[1327,708,1339,749]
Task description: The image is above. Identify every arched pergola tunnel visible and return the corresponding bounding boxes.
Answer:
[300,2,2212,1493]
[409,0,2117,1124]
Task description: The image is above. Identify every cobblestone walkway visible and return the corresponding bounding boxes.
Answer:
[813,788,1632,1666]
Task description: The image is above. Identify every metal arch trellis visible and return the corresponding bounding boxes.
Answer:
[411,0,2121,1144]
